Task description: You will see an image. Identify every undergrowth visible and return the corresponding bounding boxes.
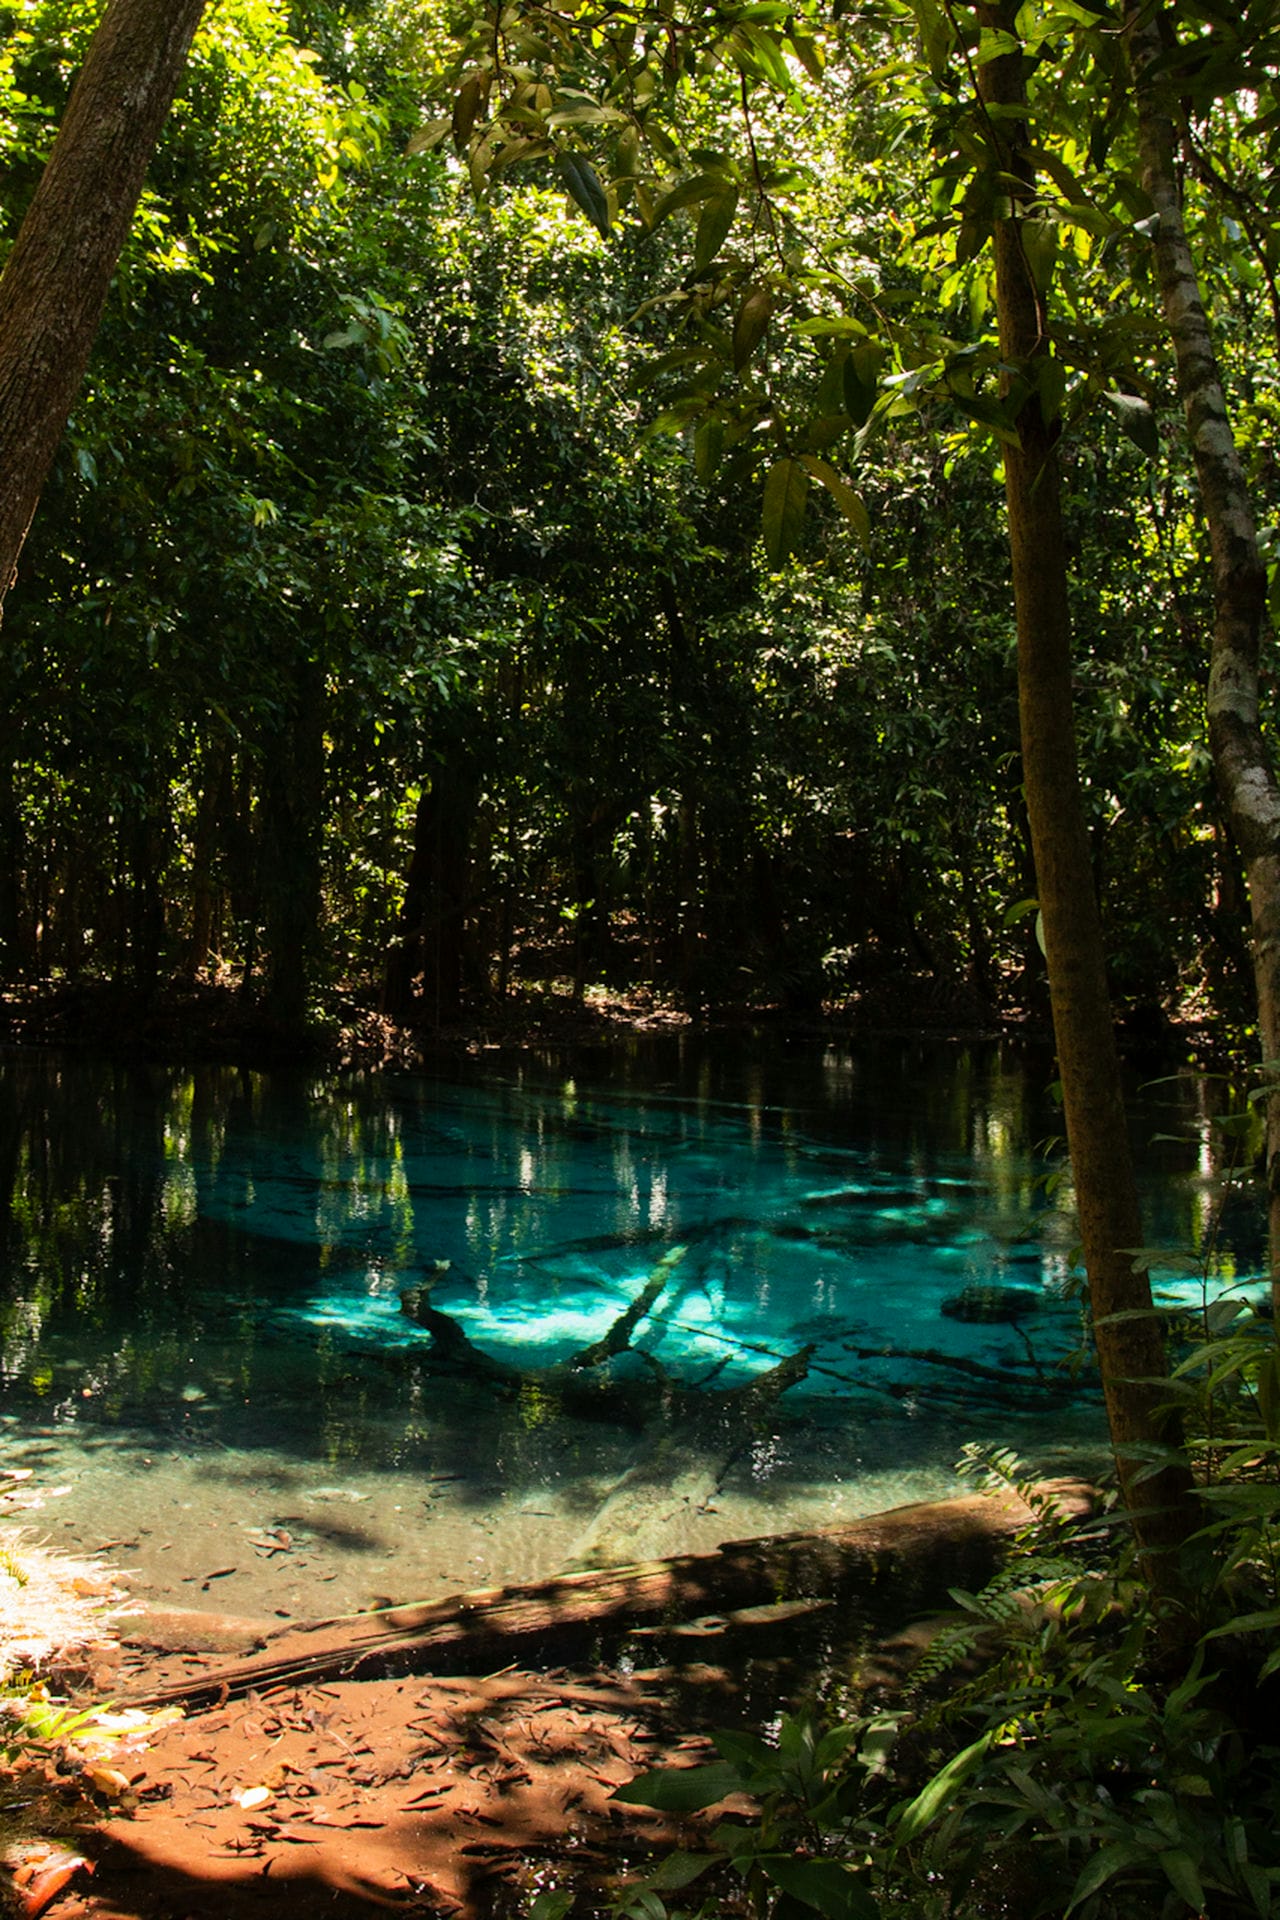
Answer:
[562,1292,1280,1920]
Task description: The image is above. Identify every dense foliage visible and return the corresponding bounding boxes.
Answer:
[0,0,1268,1037]
[3,4,1280,1912]
[610,1429,1280,1920]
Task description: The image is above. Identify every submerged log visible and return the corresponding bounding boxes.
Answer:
[119,1484,1094,1711]
[398,1243,814,1430]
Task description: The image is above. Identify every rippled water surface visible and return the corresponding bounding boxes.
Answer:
[0,1037,1261,1618]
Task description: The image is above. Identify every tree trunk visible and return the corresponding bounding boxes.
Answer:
[383,756,479,1027]
[0,0,209,613]
[185,743,230,981]
[1126,2,1280,1323]
[127,797,166,997]
[0,750,26,982]
[975,5,1196,1581]
[260,656,326,1027]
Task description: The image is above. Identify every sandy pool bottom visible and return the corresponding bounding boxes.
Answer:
[1,1401,1112,1626]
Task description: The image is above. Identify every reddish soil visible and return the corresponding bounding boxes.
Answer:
[4,1655,731,1920]
[3,1489,1090,1919]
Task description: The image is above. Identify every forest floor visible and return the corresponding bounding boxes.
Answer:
[2,1648,723,1920]
[0,967,1214,1075]
[0,968,1034,1074]
[0,1490,1063,1920]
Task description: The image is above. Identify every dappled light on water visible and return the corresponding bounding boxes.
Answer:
[0,1037,1261,1618]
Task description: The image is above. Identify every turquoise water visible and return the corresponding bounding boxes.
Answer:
[0,1038,1262,1614]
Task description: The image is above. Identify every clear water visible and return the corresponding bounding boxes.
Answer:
[0,1037,1262,1621]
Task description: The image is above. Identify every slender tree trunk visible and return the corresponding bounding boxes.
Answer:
[975,5,1195,1579]
[128,799,166,997]
[261,656,326,1027]
[0,0,208,612]
[186,742,230,981]
[383,757,479,1027]
[0,751,25,982]
[1126,2,1280,1323]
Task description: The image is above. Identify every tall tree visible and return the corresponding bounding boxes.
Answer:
[0,0,208,614]
[963,1,1195,1580]
[1125,0,1280,1322]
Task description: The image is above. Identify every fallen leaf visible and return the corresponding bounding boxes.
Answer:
[7,1847,94,1919]
[84,1764,133,1798]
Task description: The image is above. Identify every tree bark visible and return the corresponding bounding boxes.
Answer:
[0,0,209,613]
[975,5,1196,1583]
[1126,2,1280,1323]
[260,655,326,1026]
[382,755,479,1026]
[185,742,231,981]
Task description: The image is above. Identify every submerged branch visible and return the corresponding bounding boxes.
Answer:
[398,1243,814,1429]
[568,1244,687,1368]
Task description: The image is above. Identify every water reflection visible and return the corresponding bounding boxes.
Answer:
[0,1038,1264,1609]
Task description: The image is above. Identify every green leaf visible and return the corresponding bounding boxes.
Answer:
[555,152,611,236]
[1158,1850,1206,1910]
[695,187,739,270]
[613,1761,743,1811]
[452,73,487,149]
[695,416,725,481]
[763,1856,877,1920]
[858,1716,899,1774]
[1203,1603,1280,1640]
[528,1892,574,1920]
[976,26,1021,62]
[788,30,825,80]
[406,116,450,156]
[895,1732,992,1843]
[800,456,870,543]
[762,457,809,566]
[910,0,957,76]
[547,103,624,128]
[1067,1841,1157,1911]
[622,1893,668,1920]
[951,390,1022,447]
[1003,895,1038,926]
[733,285,773,372]
[652,172,730,228]
[1258,1346,1280,1439]
[712,1728,776,1774]
[1022,218,1059,296]
[1104,390,1159,458]
[731,23,796,93]
[842,356,877,427]
[644,1851,719,1892]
